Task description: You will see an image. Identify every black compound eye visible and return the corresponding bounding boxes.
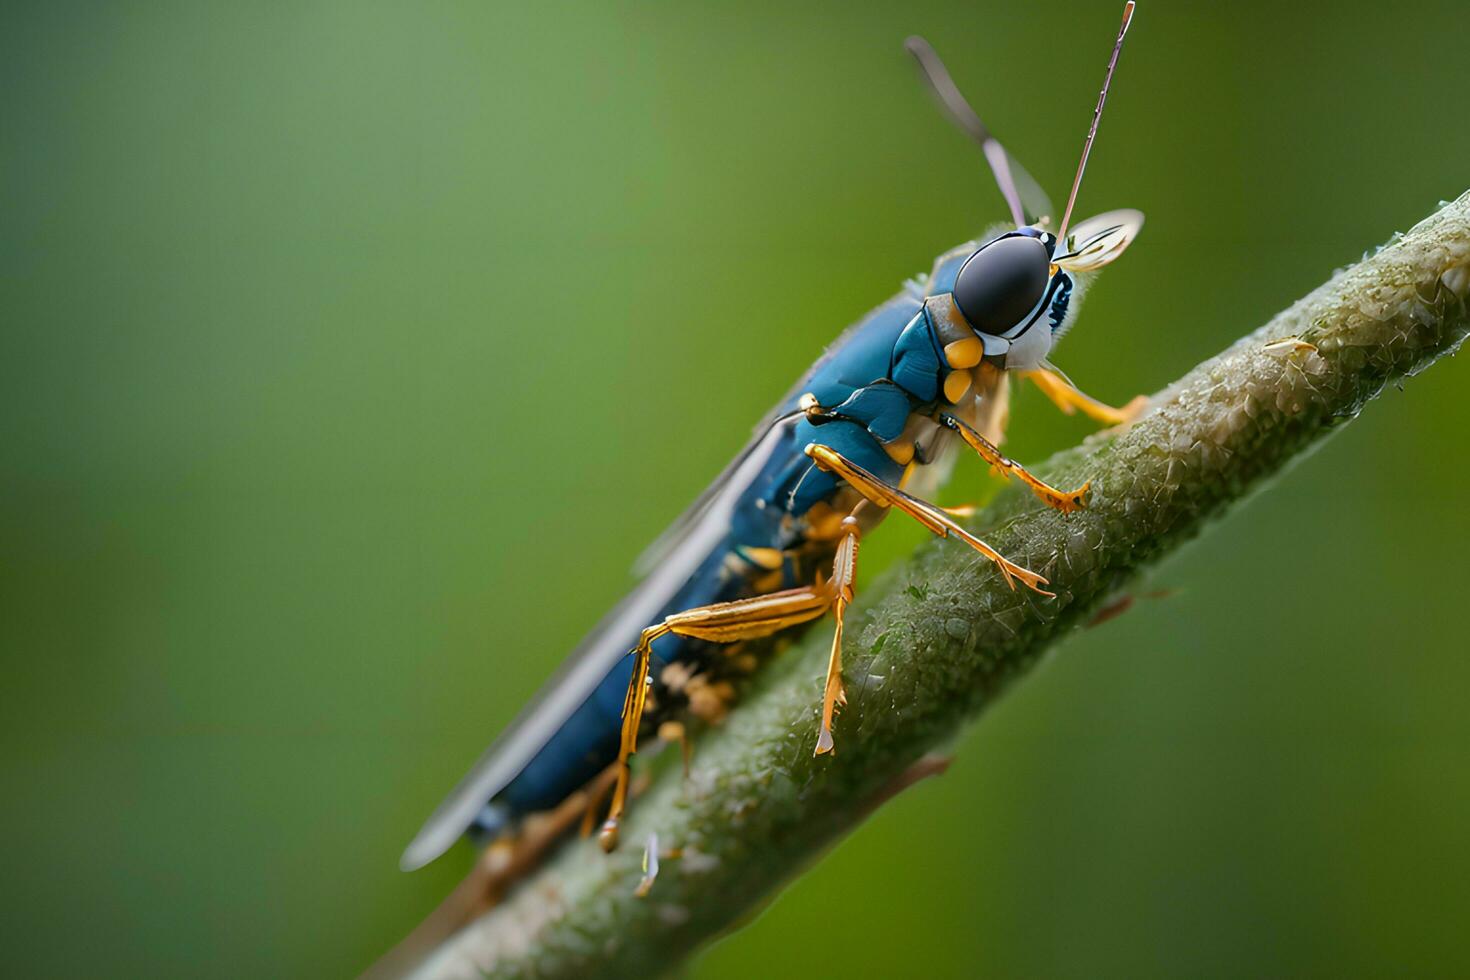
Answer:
[953,235,1049,336]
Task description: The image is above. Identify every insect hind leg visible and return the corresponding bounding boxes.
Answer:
[599,585,833,851]
[815,516,861,756]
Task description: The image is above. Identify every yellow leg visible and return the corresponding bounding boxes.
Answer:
[1021,367,1148,427]
[815,517,861,757]
[805,443,1052,596]
[600,584,833,851]
[578,762,619,839]
[939,413,1090,513]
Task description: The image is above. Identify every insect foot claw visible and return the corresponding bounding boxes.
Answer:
[814,725,835,756]
[1047,480,1090,513]
[1001,559,1052,597]
[598,818,620,852]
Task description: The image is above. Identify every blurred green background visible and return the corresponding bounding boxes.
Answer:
[4,1,1469,977]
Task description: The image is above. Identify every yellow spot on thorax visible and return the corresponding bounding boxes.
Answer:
[943,336,983,369]
[943,370,973,404]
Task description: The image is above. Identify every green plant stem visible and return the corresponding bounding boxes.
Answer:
[405,192,1470,980]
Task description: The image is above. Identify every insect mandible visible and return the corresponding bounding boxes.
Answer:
[401,3,1146,885]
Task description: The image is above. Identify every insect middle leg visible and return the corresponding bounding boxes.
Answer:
[1019,366,1148,426]
[599,584,833,850]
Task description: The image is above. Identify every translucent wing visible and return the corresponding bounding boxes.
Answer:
[400,415,801,871]
[632,408,800,576]
[1054,208,1144,272]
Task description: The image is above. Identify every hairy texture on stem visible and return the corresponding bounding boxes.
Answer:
[405,192,1470,980]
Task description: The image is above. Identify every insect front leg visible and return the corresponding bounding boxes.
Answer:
[804,443,1052,596]
[1020,366,1148,427]
[939,412,1090,513]
[600,585,833,850]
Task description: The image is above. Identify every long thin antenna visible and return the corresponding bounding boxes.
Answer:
[905,35,1027,228]
[1055,1,1136,247]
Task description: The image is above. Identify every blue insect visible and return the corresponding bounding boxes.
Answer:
[401,4,1146,880]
